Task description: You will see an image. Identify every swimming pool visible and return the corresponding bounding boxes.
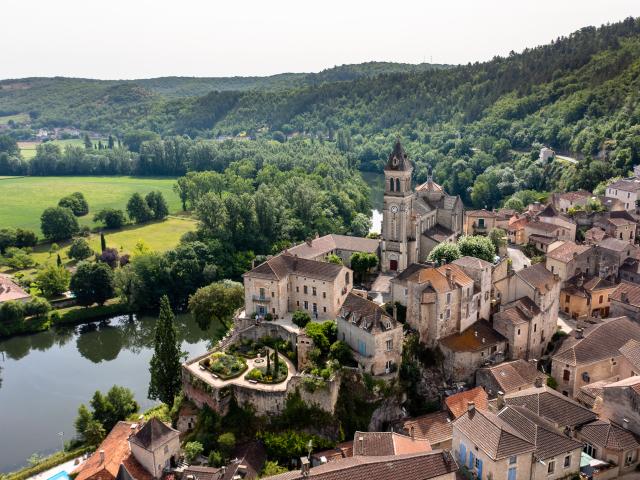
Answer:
[47,470,70,480]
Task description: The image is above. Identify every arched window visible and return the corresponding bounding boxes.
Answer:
[395,178,401,192]
[389,178,395,192]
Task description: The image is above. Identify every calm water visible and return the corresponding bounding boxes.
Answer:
[0,314,219,473]
[362,171,384,233]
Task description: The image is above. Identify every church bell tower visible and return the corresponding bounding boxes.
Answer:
[381,141,413,273]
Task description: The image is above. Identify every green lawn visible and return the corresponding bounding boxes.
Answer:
[18,139,106,160]
[0,176,183,234]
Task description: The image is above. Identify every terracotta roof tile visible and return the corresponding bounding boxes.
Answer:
[445,387,489,418]
[246,252,346,282]
[579,420,640,451]
[440,320,506,353]
[597,237,635,252]
[453,407,535,460]
[515,263,557,294]
[480,360,545,394]
[494,298,541,327]
[129,417,179,451]
[610,282,640,308]
[352,432,431,456]
[339,293,399,334]
[262,451,458,480]
[400,411,453,445]
[546,241,592,263]
[0,274,30,303]
[415,263,473,294]
[553,316,640,366]
[287,235,380,259]
[466,209,497,218]
[619,341,640,372]
[504,385,596,428]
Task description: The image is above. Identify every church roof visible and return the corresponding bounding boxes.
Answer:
[384,140,412,172]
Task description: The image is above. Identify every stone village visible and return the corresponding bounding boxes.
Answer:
[68,142,640,480]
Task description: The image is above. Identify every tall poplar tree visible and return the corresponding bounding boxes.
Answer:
[148,295,182,405]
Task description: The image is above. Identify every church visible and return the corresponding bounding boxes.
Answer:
[381,141,463,273]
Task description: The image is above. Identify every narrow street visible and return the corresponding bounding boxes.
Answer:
[507,247,531,271]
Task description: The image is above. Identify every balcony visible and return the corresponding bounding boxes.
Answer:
[386,241,402,252]
[252,295,271,302]
[472,222,488,232]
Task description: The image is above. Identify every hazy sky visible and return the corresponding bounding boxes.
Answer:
[2,0,639,80]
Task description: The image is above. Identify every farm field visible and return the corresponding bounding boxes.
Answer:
[0,176,182,233]
[0,112,29,125]
[18,139,106,159]
[0,217,197,278]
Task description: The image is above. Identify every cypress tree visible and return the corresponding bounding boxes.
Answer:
[273,345,280,379]
[56,253,62,267]
[100,232,106,252]
[266,350,271,377]
[148,295,182,405]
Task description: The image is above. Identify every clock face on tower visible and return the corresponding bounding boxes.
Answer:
[390,205,399,214]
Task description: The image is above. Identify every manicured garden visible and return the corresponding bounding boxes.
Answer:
[201,352,248,380]
[245,349,288,384]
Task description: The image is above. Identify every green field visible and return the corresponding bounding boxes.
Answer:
[0,176,182,234]
[18,139,106,160]
[0,112,29,125]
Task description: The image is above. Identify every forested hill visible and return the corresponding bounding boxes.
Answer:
[2,18,640,209]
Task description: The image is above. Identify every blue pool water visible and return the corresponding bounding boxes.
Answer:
[47,471,69,480]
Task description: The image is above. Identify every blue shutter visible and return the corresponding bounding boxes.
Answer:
[459,444,466,464]
[508,467,517,480]
[469,451,475,469]
[477,458,483,480]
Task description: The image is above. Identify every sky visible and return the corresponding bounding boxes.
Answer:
[1,0,640,80]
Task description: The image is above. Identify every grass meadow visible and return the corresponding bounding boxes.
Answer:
[0,176,182,233]
[17,139,106,160]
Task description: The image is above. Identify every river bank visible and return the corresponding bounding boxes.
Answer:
[0,313,221,473]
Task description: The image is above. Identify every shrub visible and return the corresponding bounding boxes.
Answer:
[2,247,35,269]
[15,229,37,248]
[0,301,25,323]
[98,248,120,269]
[94,208,126,229]
[246,368,263,381]
[41,207,79,241]
[69,238,93,261]
[292,310,311,328]
[58,192,89,217]
[36,265,71,297]
[184,441,204,462]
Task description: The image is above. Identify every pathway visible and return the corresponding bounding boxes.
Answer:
[507,247,531,271]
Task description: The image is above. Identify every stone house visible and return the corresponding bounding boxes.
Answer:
[286,234,380,268]
[584,226,608,245]
[619,340,640,377]
[535,204,577,241]
[551,190,592,213]
[596,237,639,280]
[452,402,535,480]
[128,418,181,479]
[439,319,507,383]
[242,252,352,320]
[600,376,640,437]
[523,220,568,245]
[606,177,640,211]
[528,235,563,254]
[0,274,30,303]
[545,241,596,285]
[594,212,636,243]
[494,209,516,231]
[620,258,640,284]
[493,297,549,360]
[352,431,432,456]
[463,209,497,236]
[336,292,403,376]
[391,263,478,347]
[476,359,546,397]
[551,316,640,398]
[559,275,616,319]
[507,215,528,245]
[497,406,583,480]
[610,281,640,320]
[72,422,153,480]
[576,420,640,477]
[493,263,560,357]
[451,256,492,321]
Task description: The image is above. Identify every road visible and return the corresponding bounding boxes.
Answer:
[507,247,531,271]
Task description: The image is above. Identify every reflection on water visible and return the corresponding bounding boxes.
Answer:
[362,171,384,233]
[0,314,220,473]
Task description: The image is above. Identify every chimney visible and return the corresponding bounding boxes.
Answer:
[445,267,452,283]
[99,450,105,464]
[576,276,584,288]
[534,376,544,388]
[300,457,310,476]
[553,273,560,282]
[497,391,505,410]
[575,328,584,339]
[622,291,629,303]
[467,401,475,415]
[392,304,398,321]
[623,418,630,430]
[410,426,415,439]
[306,238,313,247]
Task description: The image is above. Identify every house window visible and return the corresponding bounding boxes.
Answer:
[304,301,308,310]
[565,295,570,303]
[517,328,521,336]
[323,292,326,298]
[599,295,603,304]
[345,272,350,284]
[584,443,597,458]
[548,460,555,474]
[563,369,570,381]
[551,265,555,273]
[296,286,299,293]
[312,287,317,296]
[445,309,451,320]
[323,306,326,313]
[259,288,265,299]
[626,450,635,465]
[304,285,308,294]
[164,445,169,454]
[478,218,485,228]
[509,455,517,465]
[385,360,393,371]
[508,467,517,480]
[446,293,451,304]
[564,455,571,468]
[534,324,537,332]
[386,339,393,351]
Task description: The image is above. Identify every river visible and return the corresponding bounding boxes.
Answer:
[362,171,384,233]
[0,314,220,473]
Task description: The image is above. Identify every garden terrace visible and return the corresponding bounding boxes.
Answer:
[245,348,289,384]
[199,352,248,380]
